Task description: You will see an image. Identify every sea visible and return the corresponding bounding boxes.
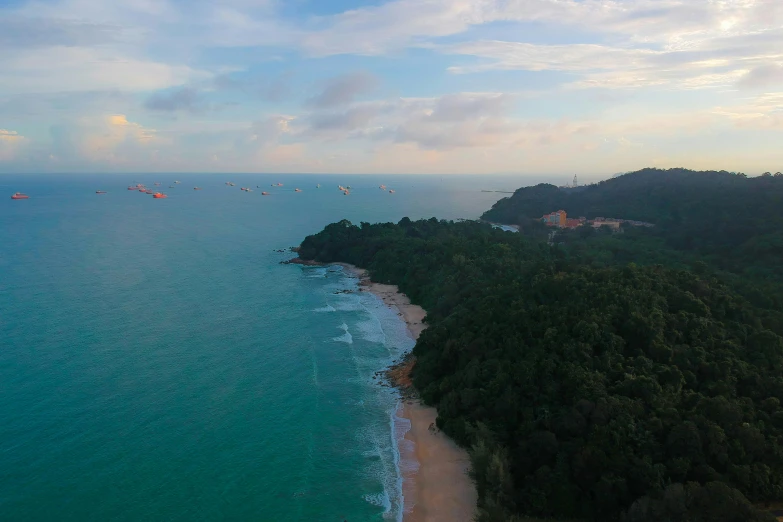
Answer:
[0,174,528,522]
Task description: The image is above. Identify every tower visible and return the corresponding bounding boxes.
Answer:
[573,174,578,188]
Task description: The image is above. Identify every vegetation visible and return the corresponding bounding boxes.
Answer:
[297,169,783,522]
[483,168,783,289]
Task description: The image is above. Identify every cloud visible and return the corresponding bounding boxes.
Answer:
[712,92,783,129]
[0,129,24,142]
[308,103,387,133]
[299,92,519,150]
[738,63,783,90]
[442,27,781,90]
[306,72,379,108]
[212,72,294,102]
[250,115,296,144]
[145,87,200,112]
[0,15,119,49]
[427,92,513,121]
[77,114,158,164]
[0,129,25,161]
[300,0,486,56]
[444,41,659,74]
[0,47,211,95]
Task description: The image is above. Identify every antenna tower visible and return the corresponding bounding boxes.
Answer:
[573,174,578,188]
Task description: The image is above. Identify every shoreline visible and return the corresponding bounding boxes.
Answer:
[335,262,478,522]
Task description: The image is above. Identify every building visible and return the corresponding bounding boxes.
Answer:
[541,210,567,227]
[592,220,621,230]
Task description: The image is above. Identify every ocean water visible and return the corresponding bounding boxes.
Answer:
[0,174,523,521]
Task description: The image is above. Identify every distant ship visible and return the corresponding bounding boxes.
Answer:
[379,185,386,190]
[154,182,161,186]
[96,190,107,194]
[11,192,29,200]
[144,190,154,194]
[174,181,181,184]
[193,187,202,190]
[127,186,137,190]
[389,189,395,194]
[262,192,270,195]
[316,184,321,188]
[295,188,302,192]
[153,193,167,199]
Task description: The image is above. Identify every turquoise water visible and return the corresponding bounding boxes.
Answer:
[0,174,521,521]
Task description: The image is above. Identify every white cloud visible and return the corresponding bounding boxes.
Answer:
[0,47,210,94]
[712,91,783,129]
[0,129,26,161]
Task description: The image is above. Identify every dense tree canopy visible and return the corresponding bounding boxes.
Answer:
[482,168,783,287]
[298,214,783,522]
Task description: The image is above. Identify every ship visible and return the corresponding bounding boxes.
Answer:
[262,191,270,195]
[11,192,29,200]
[96,190,107,194]
[193,187,202,190]
[152,193,167,199]
[295,188,302,192]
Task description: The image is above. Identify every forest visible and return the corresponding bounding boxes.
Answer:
[296,169,783,522]
[482,168,783,291]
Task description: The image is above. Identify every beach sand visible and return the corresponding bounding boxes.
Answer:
[337,263,478,522]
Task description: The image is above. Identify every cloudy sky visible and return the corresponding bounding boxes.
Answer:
[0,0,781,175]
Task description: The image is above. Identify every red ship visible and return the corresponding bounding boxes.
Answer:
[11,192,29,200]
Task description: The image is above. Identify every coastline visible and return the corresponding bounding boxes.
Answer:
[335,262,478,522]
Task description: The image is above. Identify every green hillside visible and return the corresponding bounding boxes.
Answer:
[297,216,783,522]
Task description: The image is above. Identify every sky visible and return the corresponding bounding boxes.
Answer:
[0,0,781,176]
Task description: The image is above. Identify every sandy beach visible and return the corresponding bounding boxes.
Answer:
[336,263,478,522]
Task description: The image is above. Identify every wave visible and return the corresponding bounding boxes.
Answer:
[331,293,364,312]
[331,332,353,344]
[304,267,328,278]
[355,412,403,522]
[363,492,391,509]
[312,304,336,313]
[331,322,353,344]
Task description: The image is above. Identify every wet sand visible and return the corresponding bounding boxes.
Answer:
[337,263,477,522]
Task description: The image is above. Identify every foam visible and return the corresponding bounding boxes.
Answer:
[331,322,353,344]
[363,492,390,509]
[312,304,336,313]
[304,267,328,278]
[319,265,419,521]
[331,332,353,344]
[331,293,364,312]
